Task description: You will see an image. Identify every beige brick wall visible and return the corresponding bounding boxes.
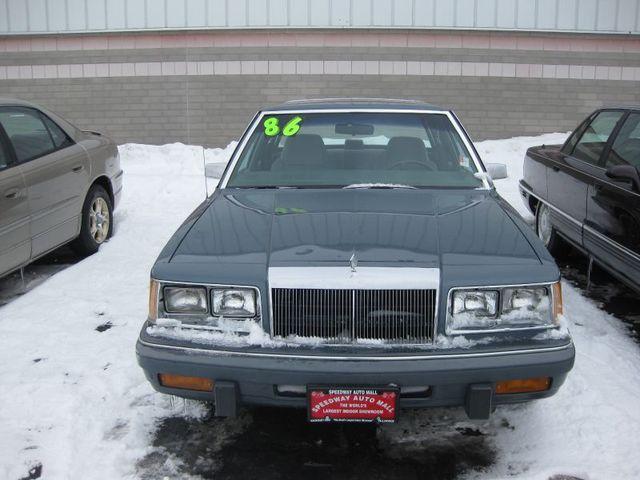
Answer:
[1,30,639,146]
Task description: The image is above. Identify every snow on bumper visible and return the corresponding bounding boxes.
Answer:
[136,331,575,420]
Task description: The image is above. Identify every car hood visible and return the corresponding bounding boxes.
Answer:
[168,189,541,269]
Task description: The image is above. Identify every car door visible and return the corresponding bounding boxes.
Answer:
[0,126,30,276]
[585,111,640,286]
[547,110,626,246]
[0,106,89,258]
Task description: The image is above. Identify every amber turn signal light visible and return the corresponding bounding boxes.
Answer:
[552,282,563,322]
[148,279,159,321]
[495,377,551,395]
[159,373,214,392]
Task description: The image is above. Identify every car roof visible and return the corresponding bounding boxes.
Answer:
[599,104,640,112]
[265,98,448,112]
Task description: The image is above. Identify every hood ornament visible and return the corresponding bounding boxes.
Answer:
[349,252,358,272]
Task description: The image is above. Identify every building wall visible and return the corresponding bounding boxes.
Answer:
[1,30,640,146]
[2,0,640,35]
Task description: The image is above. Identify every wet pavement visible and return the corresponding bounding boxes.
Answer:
[556,249,640,340]
[138,406,496,480]
[0,246,81,307]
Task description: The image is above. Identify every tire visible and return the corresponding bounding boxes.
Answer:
[535,202,565,257]
[71,184,113,256]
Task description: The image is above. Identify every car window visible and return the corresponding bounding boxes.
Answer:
[561,114,593,155]
[0,107,56,163]
[571,110,624,165]
[42,114,72,149]
[0,142,7,169]
[226,112,483,189]
[606,113,640,169]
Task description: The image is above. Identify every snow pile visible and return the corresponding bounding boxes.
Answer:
[0,141,236,480]
[476,132,569,221]
[1,134,639,480]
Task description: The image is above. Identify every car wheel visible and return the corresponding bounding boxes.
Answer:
[71,184,113,256]
[535,202,564,257]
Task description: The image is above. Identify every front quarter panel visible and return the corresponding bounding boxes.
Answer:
[77,133,122,208]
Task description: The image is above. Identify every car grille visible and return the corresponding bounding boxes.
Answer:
[271,288,436,344]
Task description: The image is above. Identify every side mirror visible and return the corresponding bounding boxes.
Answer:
[205,162,227,179]
[485,162,508,180]
[605,164,640,191]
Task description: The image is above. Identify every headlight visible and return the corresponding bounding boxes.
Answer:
[452,290,499,317]
[164,286,208,314]
[447,283,560,334]
[212,288,256,317]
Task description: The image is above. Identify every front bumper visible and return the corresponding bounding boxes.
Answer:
[136,334,575,420]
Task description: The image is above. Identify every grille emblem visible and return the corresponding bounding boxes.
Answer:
[349,252,358,272]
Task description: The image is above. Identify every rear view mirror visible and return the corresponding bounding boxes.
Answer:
[205,162,227,179]
[335,123,374,136]
[485,163,508,180]
[606,164,640,191]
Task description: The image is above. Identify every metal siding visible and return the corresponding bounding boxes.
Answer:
[456,0,476,28]
[167,0,187,28]
[8,0,28,32]
[616,0,637,31]
[516,0,536,28]
[476,0,497,28]
[207,0,227,26]
[557,0,578,30]
[352,0,373,26]
[187,0,207,27]
[126,0,147,29]
[577,0,599,30]
[27,0,48,32]
[2,0,640,33]
[435,0,455,26]
[496,0,517,28]
[289,0,309,26]
[394,0,414,26]
[87,0,107,30]
[310,0,330,26]
[372,0,393,26]
[106,0,126,29]
[227,0,247,26]
[414,0,436,27]
[596,0,618,30]
[67,0,87,31]
[247,0,267,26]
[147,0,167,28]
[537,0,558,29]
[269,0,288,26]
[330,0,350,26]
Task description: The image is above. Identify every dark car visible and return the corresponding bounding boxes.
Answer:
[137,99,574,422]
[520,106,640,293]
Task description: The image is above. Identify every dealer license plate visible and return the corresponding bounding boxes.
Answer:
[307,387,398,423]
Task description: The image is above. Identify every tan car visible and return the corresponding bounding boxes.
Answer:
[0,98,123,278]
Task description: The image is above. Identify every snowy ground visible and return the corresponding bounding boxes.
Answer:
[1,134,639,480]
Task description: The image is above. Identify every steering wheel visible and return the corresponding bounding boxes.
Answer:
[390,160,436,171]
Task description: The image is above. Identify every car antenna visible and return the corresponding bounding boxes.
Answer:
[202,145,208,197]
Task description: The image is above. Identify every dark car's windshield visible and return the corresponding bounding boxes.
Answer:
[225,112,483,189]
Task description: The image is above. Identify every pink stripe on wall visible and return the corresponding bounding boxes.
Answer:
[0,31,639,54]
[1,60,639,81]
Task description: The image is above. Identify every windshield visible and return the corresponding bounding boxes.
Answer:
[225,112,483,189]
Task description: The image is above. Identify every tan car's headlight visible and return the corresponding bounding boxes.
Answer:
[447,282,561,334]
[164,286,208,314]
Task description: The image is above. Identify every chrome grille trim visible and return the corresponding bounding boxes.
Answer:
[272,288,437,344]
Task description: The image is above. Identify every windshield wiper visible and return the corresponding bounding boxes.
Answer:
[342,183,417,190]
[234,186,299,189]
